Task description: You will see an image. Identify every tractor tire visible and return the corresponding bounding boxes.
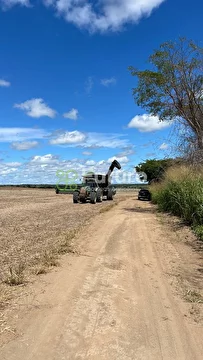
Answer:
[107,188,113,200]
[80,196,86,203]
[96,189,103,202]
[73,191,79,203]
[90,191,96,204]
[56,188,59,194]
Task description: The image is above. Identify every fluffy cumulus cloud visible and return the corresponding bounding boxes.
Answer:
[1,0,165,33]
[14,98,56,118]
[0,79,10,87]
[127,114,171,132]
[31,154,59,163]
[50,130,87,145]
[101,77,116,87]
[10,141,39,150]
[0,154,141,185]
[107,155,129,164]
[63,108,79,120]
[49,131,130,148]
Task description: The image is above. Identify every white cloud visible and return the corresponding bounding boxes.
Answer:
[10,141,39,150]
[44,0,165,33]
[63,108,79,120]
[127,114,171,132]
[101,77,116,87]
[159,142,169,150]
[14,98,56,118]
[0,79,10,87]
[84,133,129,149]
[49,131,130,148]
[98,160,105,165]
[4,162,22,167]
[107,155,129,164]
[82,151,92,156]
[85,160,96,166]
[1,1,165,33]
[50,130,87,145]
[0,127,47,142]
[31,154,59,164]
[0,154,141,185]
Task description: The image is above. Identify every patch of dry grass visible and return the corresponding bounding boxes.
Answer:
[4,264,25,286]
[184,289,203,304]
[57,229,79,255]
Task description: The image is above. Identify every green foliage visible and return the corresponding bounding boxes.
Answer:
[150,166,203,227]
[129,37,203,150]
[136,158,176,182]
[193,225,203,241]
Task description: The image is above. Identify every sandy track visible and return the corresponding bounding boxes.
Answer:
[1,197,203,359]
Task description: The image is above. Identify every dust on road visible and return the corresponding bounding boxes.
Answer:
[1,195,203,359]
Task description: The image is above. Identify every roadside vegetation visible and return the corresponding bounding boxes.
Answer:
[150,165,203,241]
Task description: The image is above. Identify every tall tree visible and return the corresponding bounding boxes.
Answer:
[136,158,175,183]
[129,37,203,157]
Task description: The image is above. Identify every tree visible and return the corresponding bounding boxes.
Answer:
[129,38,203,157]
[136,158,178,183]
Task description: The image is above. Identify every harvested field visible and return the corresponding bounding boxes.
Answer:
[0,192,203,358]
[0,188,130,288]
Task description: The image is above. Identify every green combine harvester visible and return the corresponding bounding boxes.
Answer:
[72,160,121,204]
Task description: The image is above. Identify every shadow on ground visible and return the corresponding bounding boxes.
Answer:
[123,205,157,214]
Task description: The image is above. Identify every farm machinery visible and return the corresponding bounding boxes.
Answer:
[73,159,121,204]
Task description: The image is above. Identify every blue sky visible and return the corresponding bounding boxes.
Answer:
[0,0,202,184]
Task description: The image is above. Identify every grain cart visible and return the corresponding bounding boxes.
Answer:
[73,159,121,204]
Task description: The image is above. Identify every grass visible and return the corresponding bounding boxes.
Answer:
[184,289,203,303]
[4,264,25,286]
[57,229,79,255]
[150,166,203,236]
[192,225,203,242]
[41,250,60,268]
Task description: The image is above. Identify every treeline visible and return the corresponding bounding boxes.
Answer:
[0,184,148,189]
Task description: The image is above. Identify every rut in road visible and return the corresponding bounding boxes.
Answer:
[1,198,203,360]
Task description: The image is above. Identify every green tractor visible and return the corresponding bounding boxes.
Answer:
[73,159,121,204]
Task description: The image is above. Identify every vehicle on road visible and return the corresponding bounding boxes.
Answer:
[72,159,121,204]
[138,189,151,201]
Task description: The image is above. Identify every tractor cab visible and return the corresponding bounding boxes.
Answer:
[82,176,98,188]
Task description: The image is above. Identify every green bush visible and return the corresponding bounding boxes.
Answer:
[193,225,203,241]
[150,166,203,226]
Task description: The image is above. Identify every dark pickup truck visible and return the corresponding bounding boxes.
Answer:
[138,189,151,201]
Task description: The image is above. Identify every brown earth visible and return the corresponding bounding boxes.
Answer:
[0,188,128,283]
[0,189,203,359]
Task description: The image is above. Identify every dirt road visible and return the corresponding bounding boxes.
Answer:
[1,197,203,359]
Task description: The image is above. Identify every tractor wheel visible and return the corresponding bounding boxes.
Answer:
[107,189,113,200]
[80,196,86,203]
[56,187,59,194]
[90,191,96,204]
[96,189,103,202]
[73,191,79,203]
